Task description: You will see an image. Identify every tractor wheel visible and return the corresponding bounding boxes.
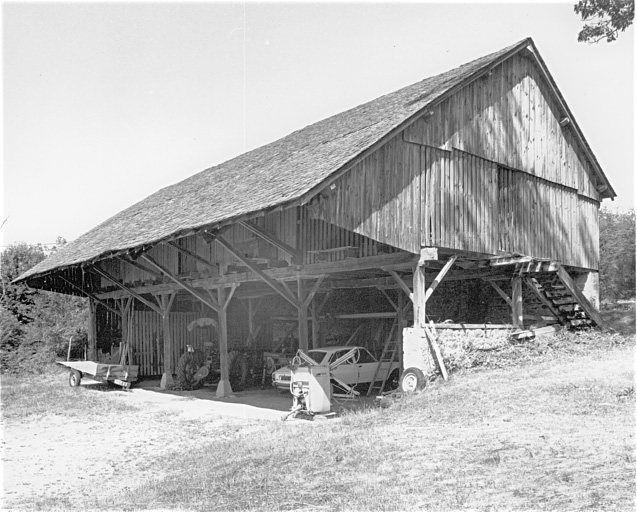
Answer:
[228,351,248,391]
[382,369,401,392]
[68,369,82,387]
[175,350,206,390]
[400,367,426,394]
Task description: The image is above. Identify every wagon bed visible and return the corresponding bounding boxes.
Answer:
[58,360,139,389]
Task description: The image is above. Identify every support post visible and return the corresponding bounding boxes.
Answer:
[298,278,309,352]
[311,300,319,350]
[397,293,404,374]
[156,292,176,390]
[413,264,427,328]
[511,275,524,330]
[216,287,232,397]
[87,298,97,361]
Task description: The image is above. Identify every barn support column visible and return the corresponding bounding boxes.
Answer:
[511,276,524,330]
[215,286,238,398]
[87,298,97,361]
[297,278,309,353]
[156,292,176,390]
[311,301,319,350]
[117,297,132,355]
[397,293,405,375]
[399,250,457,375]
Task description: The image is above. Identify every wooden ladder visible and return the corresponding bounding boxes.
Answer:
[367,318,399,397]
[523,266,603,328]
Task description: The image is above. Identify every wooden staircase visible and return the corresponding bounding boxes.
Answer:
[523,266,603,329]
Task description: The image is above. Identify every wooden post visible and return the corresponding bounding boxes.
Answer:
[511,276,524,330]
[157,293,176,390]
[311,300,319,350]
[87,298,97,361]
[246,298,255,347]
[413,265,427,328]
[119,298,132,363]
[397,293,404,374]
[216,286,232,397]
[298,278,309,352]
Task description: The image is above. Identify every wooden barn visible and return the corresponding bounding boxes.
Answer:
[16,37,615,395]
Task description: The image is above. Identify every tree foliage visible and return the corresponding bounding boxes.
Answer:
[574,0,634,43]
[599,208,635,301]
[1,239,88,373]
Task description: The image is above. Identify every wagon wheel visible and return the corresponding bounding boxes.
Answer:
[68,369,82,387]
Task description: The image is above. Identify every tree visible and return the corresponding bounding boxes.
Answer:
[574,0,634,43]
[1,240,88,373]
[599,208,636,301]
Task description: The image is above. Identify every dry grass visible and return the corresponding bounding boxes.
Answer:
[1,367,136,420]
[3,328,634,512]
[107,335,634,512]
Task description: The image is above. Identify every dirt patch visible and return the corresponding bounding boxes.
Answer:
[1,386,270,510]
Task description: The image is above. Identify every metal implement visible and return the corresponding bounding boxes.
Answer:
[282,364,332,420]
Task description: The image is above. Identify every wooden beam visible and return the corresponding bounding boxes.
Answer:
[117,256,164,279]
[424,255,458,303]
[165,241,219,273]
[433,323,514,330]
[57,275,121,316]
[424,324,448,381]
[87,298,97,360]
[310,300,319,350]
[344,324,364,346]
[140,254,221,313]
[89,266,163,316]
[215,235,300,310]
[335,312,397,319]
[302,275,326,309]
[379,288,398,311]
[154,292,176,389]
[489,255,533,267]
[297,278,309,352]
[523,277,564,324]
[387,270,414,301]
[556,266,604,326]
[208,284,237,312]
[216,286,232,397]
[511,276,524,330]
[413,266,427,328]
[485,279,512,307]
[238,221,302,262]
[96,252,420,299]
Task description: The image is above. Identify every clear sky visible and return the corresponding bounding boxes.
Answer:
[2,1,634,248]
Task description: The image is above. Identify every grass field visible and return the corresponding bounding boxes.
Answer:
[2,323,634,511]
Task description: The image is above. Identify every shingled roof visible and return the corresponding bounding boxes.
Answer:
[16,37,613,284]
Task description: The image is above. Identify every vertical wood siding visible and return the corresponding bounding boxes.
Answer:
[130,310,209,376]
[403,51,600,202]
[314,135,422,254]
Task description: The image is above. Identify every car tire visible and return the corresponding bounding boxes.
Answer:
[400,367,426,394]
[68,369,82,387]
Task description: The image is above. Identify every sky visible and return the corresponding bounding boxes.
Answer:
[2,1,634,248]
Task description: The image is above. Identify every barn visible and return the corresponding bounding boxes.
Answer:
[16,37,615,396]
